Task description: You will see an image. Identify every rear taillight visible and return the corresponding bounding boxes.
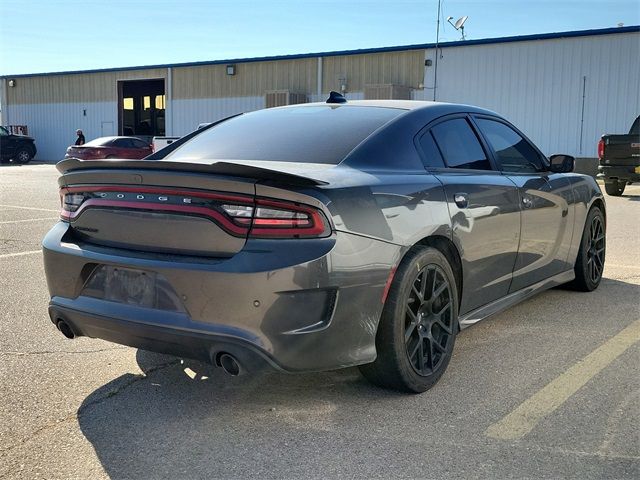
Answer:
[59,187,331,239]
[222,198,330,237]
[597,138,605,160]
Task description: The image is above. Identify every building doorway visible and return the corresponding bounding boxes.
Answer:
[118,79,165,138]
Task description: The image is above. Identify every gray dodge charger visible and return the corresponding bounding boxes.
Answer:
[43,95,606,392]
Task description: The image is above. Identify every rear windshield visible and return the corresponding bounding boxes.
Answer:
[164,105,404,164]
[82,137,112,147]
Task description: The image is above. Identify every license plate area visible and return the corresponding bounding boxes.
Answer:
[82,265,185,312]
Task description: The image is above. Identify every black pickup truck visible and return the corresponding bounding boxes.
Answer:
[0,126,37,164]
[597,115,640,196]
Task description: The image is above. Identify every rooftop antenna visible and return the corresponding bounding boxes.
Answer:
[447,15,468,40]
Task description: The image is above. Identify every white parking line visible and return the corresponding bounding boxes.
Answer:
[0,250,42,259]
[0,217,58,225]
[0,204,59,213]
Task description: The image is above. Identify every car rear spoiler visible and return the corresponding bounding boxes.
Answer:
[56,158,329,187]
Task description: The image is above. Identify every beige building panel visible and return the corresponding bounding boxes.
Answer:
[7,68,167,105]
[6,51,425,105]
[322,50,425,92]
[172,58,318,99]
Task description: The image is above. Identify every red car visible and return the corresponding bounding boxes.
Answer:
[65,136,153,160]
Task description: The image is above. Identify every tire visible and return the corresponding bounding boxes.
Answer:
[360,246,459,393]
[604,180,625,196]
[569,206,605,292]
[14,147,33,164]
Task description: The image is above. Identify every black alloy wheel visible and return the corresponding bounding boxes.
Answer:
[570,206,605,292]
[404,264,454,376]
[359,246,458,393]
[586,214,605,285]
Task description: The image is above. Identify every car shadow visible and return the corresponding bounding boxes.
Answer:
[77,350,407,478]
[76,277,640,478]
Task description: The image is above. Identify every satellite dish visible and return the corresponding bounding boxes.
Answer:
[454,15,468,30]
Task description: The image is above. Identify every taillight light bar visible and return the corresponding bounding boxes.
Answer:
[59,186,331,239]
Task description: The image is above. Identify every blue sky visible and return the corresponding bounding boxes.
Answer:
[1,0,638,75]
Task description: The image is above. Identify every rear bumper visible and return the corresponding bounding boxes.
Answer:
[49,299,279,373]
[43,222,401,372]
[597,164,640,182]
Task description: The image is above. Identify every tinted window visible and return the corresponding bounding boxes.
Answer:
[418,131,445,168]
[112,138,134,148]
[476,118,543,173]
[0,126,8,136]
[132,138,149,149]
[630,116,640,136]
[83,137,113,147]
[431,118,491,170]
[165,106,404,164]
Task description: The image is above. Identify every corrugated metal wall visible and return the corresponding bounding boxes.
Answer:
[322,50,425,93]
[417,32,640,157]
[172,59,317,99]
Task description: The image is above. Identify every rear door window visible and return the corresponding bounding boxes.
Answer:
[417,131,445,168]
[475,118,544,173]
[431,118,492,170]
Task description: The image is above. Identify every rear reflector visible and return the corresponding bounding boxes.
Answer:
[60,186,331,239]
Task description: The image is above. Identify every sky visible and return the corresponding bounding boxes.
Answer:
[0,0,638,76]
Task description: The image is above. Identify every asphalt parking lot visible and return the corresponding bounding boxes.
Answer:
[0,163,638,479]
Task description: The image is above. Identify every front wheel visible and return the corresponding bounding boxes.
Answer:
[360,247,458,393]
[570,206,605,291]
[14,147,33,164]
[604,180,625,196]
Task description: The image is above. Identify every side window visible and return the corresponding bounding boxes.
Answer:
[418,131,445,168]
[431,118,492,170]
[132,138,148,149]
[475,118,543,173]
[113,138,134,148]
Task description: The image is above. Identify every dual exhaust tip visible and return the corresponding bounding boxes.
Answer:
[54,317,243,376]
[217,352,242,376]
[56,319,75,339]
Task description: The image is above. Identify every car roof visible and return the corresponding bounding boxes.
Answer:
[279,99,496,114]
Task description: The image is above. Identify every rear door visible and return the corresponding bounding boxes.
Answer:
[417,115,521,315]
[472,115,573,292]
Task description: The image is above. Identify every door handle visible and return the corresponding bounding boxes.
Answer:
[454,193,469,209]
[522,196,533,209]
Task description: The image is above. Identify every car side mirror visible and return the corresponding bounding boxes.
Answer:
[548,154,575,173]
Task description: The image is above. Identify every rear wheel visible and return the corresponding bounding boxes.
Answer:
[604,180,625,196]
[14,147,33,164]
[360,247,458,393]
[570,206,605,291]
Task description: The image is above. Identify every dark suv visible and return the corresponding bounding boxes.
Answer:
[0,126,37,164]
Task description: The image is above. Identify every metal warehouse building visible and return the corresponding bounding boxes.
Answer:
[1,25,638,161]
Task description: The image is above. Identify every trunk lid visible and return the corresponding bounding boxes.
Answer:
[57,159,330,257]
